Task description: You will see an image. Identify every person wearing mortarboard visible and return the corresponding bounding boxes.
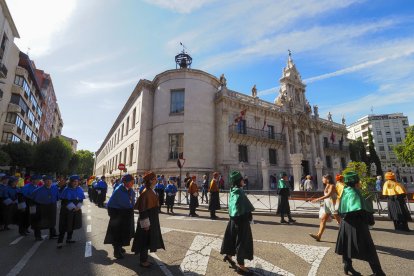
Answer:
[1,176,19,231]
[131,171,165,268]
[220,171,255,275]
[154,177,165,213]
[95,176,108,208]
[335,171,385,276]
[382,170,411,231]
[19,175,42,236]
[57,175,85,249]
[165,177,178,214]
[31,175,59,241]
[104,174,136,259]
[208,172,221,219]
[188,175,199,217]
[276,172,296,224]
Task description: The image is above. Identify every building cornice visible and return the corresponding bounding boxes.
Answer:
[0,0,20,38]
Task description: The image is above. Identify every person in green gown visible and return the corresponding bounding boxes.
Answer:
[276,172,296,224]
[220,171,255,275]
[335,171,385,276]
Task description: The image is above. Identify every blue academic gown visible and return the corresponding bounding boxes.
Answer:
[59,187,85,233]
[104,185,136,246]
[32,185,59,229]
[165,184,177,206]
[154,183,165,206]
[20,183,38,228]
[95,180,108,206]
[2,186,19,225]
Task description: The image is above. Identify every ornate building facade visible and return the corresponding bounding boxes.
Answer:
[94,54,350,190]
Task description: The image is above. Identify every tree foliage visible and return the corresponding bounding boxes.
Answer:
[349,138,369,165]
[367,129,383,176]
[0,149,11,166]
[33,137,73,174]
[76,150,94,176]
[2,142,35,168]
[394,126,414,165]
[342,161,376,201]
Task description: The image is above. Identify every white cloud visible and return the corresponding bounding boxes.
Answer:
[144,0,217,14]
[6,0,78,57]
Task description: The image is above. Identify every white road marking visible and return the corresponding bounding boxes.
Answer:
[88,204,91,207]
[87,215,91,220]
[9,236,24,245]
[6,235,48,276]
[85,241,92,258]
[88,209,91,213]
[150,253,174,276]
[87,225,92,232]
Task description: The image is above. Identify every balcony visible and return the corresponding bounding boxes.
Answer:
[323,143,349,153]
[7,103,21,113]
[0,63,8,79]
[11,84,23,95]
[3,123,17,133]
[229,125,285,145]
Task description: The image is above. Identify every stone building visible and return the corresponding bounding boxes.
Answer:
[94,54,350,190]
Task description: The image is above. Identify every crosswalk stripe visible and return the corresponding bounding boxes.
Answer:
[85,241,92,258]
[9,236,24,245]
[87,225,92,232]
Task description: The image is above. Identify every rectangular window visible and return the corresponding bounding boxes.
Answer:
[124,148,127,164]
[28,111,35,123]
[16,116,24,129]
[169,133,184,159]
[267,125,275,139]
[379,146,385,151]
[326,155,332,168]
[121,124,124,140]
[377,138,383,143]
[269,149,277,165]
[170,89,184,114]
[386,138,392,143]
[32,133,38,143]
[24,125,33,137]
[341,157,347,169]
[129,143,134,166]
[323,137,329,147]
[396,137,402,142]
[132,108,136,129]
[376,131,382,135]
[126,117,129,136]
[237,119,247,134]
[238,145,248,162]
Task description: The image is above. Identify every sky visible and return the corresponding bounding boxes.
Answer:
[6,0,414,152]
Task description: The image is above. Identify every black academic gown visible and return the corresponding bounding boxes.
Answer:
[276,188,291,216]
[387,194,412,231]
[59,199,82,233]
[104,208,134,246]
[208,192,221,211]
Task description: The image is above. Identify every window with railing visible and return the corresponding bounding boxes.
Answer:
[2,132,20,143]
[269,148,277,165]
[237,119,247,134]
[28,111,35,123]
[239,145,248,162]
[267,125,275,139]
[326,155,332,168]
[169,133,184,160]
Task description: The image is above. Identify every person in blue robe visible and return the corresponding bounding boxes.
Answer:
[104,174,136,259]
[154,178,165,213]
[165,177,178,214]
[19,175,42,235]
[57,175,85,249]
[0,173,9,231]
[112,178,121,194]
[95,176,108,208]
[32,175,59,241]
[139,183,145,195]
[2,176,19,231]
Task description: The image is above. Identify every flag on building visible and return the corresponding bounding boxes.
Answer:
[330,131,335,143]
[262,114,267,130]
[234,109,247,124]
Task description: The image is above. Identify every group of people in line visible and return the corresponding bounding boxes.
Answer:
[0,173,85,249]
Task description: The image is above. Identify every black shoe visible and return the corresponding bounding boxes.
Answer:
[193,213,199,217]
[114,250,124,259]
[344,263,362,276]
[57,243,63,249]
[288,218,296,223]
[236,267,253,275]
[66,240,76,244]
[223,255,237,269]
[280,219,288,224]
[120,247,126,253]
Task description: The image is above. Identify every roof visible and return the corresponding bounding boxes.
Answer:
[0,0,20,38]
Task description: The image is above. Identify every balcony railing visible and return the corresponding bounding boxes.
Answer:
[229,125,285,143]
[323,143,349,151]
[0,63,8,79]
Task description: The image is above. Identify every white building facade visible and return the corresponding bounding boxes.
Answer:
[94,55,350,190]
[347,113,413,182]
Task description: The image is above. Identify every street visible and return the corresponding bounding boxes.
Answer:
[0,194,413,276]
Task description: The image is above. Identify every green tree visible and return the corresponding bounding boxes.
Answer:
[0,149,11,166]
[349,138,369,165]
[342,161,376,201]
[67,153,80,175]
[394,126,414,165]
[76,150,95,176]
[2,142,35,168]
[34,137,73,174]
[367,129,383,176]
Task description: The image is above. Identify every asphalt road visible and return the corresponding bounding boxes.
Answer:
[0,196,413,276]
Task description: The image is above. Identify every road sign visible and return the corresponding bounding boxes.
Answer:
[177,158,186,168]
[118,163,125,170]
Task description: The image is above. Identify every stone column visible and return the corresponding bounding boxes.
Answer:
[290,153,303,191]
[261,158,269,190]
[285,126,291,157]
[314,157,324,191]
[333,157,341,178]
[318,132,325,161]
[293,129,299,153]
[310,132,318,159]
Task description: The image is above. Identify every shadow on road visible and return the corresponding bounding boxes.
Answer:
[376,244,414,260]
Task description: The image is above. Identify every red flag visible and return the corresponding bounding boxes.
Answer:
[330,131,335,143]
[234,109,247,123]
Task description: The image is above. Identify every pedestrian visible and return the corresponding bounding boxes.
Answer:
[219,175,225,189]
[20,175,42,236]
[276,172,296,224]
[91,177,99,203]
[335,171,386,276]
[1,176,19,231]
[154,177,165,213]
[188,176,199,217]
[375,176,383,192]
[382,171,411,231]
[184,172,191,204]
[57,175,85,249]
[95,176,108,208]
[165,177,178,214]
[304,175,314,191]
[243,176,249,190]
[309,174,341,242]
[288,174,294,191]
[335,174,345,211]
[87,176,95,200]
[104,174,136,259]
[0,173,8,231]
[201,175,209,204]
[31,175,59,241]
[131,171,165,268]
[208,172,221,219]
[220,170,255,275]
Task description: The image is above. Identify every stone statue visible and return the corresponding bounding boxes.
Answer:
[342,115,346,125]
[305,100,311,114]
[219,74,227,87]
[252,85,257,98]
[327,111,333,122]
[313,105,319,117]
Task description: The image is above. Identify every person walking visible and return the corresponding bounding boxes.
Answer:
[276,172,296,224]
[31,175,59,241]
[220,171,255,275]
[188,176,199,217]
[375,176,383,192]
[309,174,341,242]
[304,175,314,191]
[57,175,85,249]
[184,172,191,205]
[1,176,19,231]
[154,178,165,213]
[20,175,42,236]
[208,172,221,219]
[104,174,136,259]
[382,171,411,231]
[95,176,108,208]
[165,177,178,214]
[131,171,165,268]
[201,175,209,204]
[335,171,385,276]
